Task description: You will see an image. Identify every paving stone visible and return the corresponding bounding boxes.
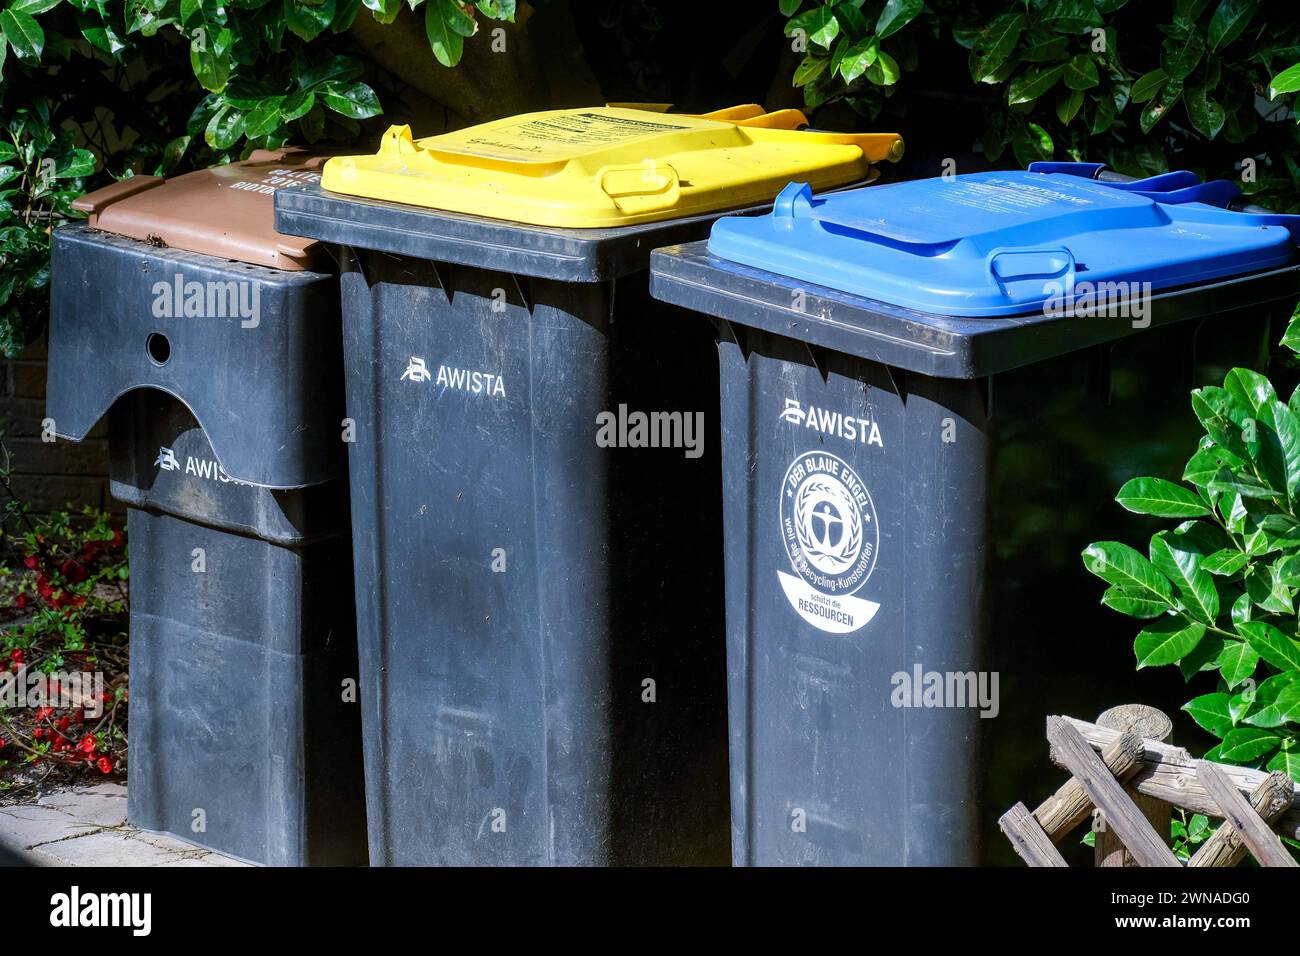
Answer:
[37,784,128,828]
[0,784,251,867]
[0,803,99,850]
[28,828,185,867]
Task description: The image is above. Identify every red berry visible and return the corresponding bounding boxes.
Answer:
[56,717,70,732]
[23,555,38,570]
[111,530,124,548]
[13,593,26,609]
[96,757,112,774]
[78,734,96,754]
[9,649,23,664]
[33,728,45,739]
[0,738,6,748]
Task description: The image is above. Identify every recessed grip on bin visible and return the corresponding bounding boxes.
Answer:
[598,163,681,215]
[987,246,1076,303]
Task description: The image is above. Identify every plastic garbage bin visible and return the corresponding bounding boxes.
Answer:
[45,152,367,866]
[275,104,904,866]
[648,166,1300,866]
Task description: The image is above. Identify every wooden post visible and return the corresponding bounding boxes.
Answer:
[1093,704,1173,867]
[1046,717,1181,867]
[1033,729,1144,841]
[1188,771,1294,868]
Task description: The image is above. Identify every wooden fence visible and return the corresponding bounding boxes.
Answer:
[1000,708,1298,868]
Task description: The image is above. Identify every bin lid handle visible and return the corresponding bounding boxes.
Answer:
[987,246,1077,302]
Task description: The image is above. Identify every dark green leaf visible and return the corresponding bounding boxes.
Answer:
[786,5,839,49]
[1150,532,1219,623]
[1101,585,1167,619]
[1237,620,1300,671]
[1140,81,1182,134]
[1180,632,1225,680]
[1243,673,1300,728]
[1,9,45,60]
[794,55,830,87]
[838,37,878,83]
[1057,88,1084,125]
[1115,477,1209,517]
[425,0,464,66]
[969,12,1024,83]
[1135,615,1206,668]
[875,0,923,40]
[12,0,62,13]
[1083,541,1175,603]
[1130,68,1168,103]
[1011,122,1053,166]
[1184,692,1233,737]
[319,80,381,119]
[1039,0,1103,34]
[1219,726,1280,762]
[1272,64,1300,98]
[864,49,899,86]
[1244,562,1293,614]
[205,106,245,150]
[1007,64,1067,105]
[1266,747,1300,782]
[1217,639,1259,688]
[362,0,401,25]
[285,0,336,41]
[1224,368,1276,413]
[1202,548,1248,576]
[1161,27,1205,81]
[1063,53,1099,91]
[242,97,285,138]
[1185,82,1225,139]
[1206,0,1257,53]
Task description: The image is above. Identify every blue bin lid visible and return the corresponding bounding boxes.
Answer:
[706,170,1299,318]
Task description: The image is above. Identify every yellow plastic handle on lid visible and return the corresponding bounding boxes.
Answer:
[730,109,810,130]
[785,130,906,163]
[598,162,682,215]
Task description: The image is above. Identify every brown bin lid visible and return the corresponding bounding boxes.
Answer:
[72,148,329,271]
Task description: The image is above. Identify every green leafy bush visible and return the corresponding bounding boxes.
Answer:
[1083,314,1300,784]
[781,1,1300,199]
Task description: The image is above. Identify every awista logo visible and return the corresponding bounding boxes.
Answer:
[401,356,507,397]
[779,398,883,447]
[154,447,248,486]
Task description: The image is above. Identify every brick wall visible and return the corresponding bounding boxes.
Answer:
[0,334,119,516]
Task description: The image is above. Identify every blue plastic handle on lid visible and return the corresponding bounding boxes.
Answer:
[1027,162,1242,208]
[1027,161,1106,179]
[1100,170,1202,193]
[1130,179,1241,207]
[987,247,1076,302]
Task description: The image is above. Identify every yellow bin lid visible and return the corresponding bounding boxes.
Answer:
[320,104,904,229]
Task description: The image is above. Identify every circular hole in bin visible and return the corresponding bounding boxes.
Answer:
[145,332,171,366]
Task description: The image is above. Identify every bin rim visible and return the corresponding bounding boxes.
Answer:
[649,240,1300,380]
